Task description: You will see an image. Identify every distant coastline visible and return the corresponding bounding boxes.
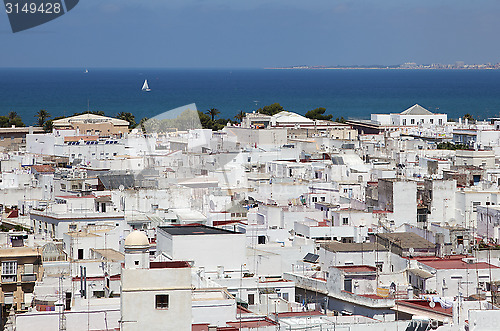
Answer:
[265,63,500,70]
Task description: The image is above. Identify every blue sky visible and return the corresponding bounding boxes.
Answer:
[1,0,500,67]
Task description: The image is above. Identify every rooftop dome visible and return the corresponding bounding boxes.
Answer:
[124,231,149,249]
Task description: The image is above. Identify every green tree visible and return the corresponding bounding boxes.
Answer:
[234,110,246,123]
[138,117,149,133]
[35,109,51,127]
[257,103,284,116]
[73,110,106,116]
[43,116,64,133]
[305,107,333,121]
[4,112,24,127]
[335,116,347,124]
[0,117,9,128]
[463,113,475,123]
[116,112,136,129]
[206,108,220,121]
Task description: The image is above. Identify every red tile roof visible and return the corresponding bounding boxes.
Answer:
[56,195,95,199]
[360,294,386,299]
[336,265,377,273]
[72,274,120,281]
[396,299,452,316]
[415,256,499,270]
[192,324,210,331]
[236,305,253,314]
[226,319,278,328]
[273,311,324,318]
[64,136,99,142]
[31,165,55,173]
[150,261,191,269]
[7,209,18,218]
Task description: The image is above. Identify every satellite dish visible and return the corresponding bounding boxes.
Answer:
[429,301,436,308]
[119,185,125,191]
[409,247,415,255]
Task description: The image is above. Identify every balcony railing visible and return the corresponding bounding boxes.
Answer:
[21,274,36,282]
[1,275,17,283]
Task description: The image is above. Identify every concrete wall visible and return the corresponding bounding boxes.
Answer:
[16,308,121,331]
[157,231,246,273]
[121,267,192,331]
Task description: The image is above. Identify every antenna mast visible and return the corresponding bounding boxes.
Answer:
[58,275,66,331]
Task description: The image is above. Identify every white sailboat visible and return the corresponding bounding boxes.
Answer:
[142,79,151,92]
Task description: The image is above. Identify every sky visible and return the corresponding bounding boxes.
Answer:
[1,0,500,68]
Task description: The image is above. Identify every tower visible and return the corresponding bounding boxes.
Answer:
[121,231,192,331]
[124,230,150,269]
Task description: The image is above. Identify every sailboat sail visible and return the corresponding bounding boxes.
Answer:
[142,79,150,91]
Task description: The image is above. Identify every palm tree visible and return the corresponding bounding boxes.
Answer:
[463,113,474,122]
[7,111,24,127]
[234,110,246,123]
[206,108,220,121]
[8,111,17,121]
[116,112,136,129]
[35,109,51,127]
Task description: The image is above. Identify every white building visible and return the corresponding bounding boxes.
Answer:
[371,104,447,127]
[121,231,192,331]
[156,224,246,275]
[409,256,500,298]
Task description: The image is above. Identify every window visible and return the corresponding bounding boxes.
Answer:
[156,294,169,309]
[69,224,77,231]
[312,197,318,202]
[430,119,434,124]
[135,260,139,266]
[2,261,17,282]
[2,261,16,275]
[439,119,443,125]
[342,217,349,225]
[283,292,289,301]
[78,249,84,260]
[320,197,326,202]
[403,119,406,125]
[93,290,105,298]
[375,262,383,272]
[411,119,415,125]
[248,293,255,305]
[473,201,481,212]
[24,264,34,274]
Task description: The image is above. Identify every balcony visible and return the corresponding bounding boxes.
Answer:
[21,274,36,282]
[1,275,17,283]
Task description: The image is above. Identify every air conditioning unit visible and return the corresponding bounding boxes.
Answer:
[462,257,477,264]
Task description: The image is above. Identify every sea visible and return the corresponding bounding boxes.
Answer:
[2,68,500,125]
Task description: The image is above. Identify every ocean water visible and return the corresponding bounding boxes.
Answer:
[1,68,500,125]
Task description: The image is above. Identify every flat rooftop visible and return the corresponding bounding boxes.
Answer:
[320,241,387,253]
[159,224,240,236]
[377,232,435,249]
[336,265,377,273]
[0,247,40,258]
